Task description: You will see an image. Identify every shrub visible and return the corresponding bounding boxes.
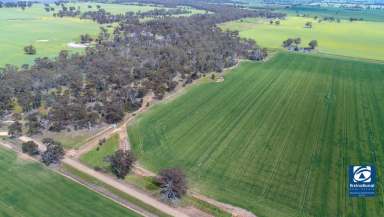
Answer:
[21,141,39,156]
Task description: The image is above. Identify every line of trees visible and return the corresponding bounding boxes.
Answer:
[80,9,125,24]
[20,138,65,166]
[0,1,33,9]
[58,6,197,24]
[53,5,81,17]
[136,7,191,18]
[52,3,194,24]
[282,37,318,51]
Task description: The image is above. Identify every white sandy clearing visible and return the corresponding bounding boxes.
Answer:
[68,42,89,48]
[2,120,14,124]
[36,39,49,42]
[216,77,224,83]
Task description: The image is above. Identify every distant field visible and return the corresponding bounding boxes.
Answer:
[282,6,384,22]
[0,5,99,66]
[220,16,384,61]
[59,2,161,14]
[0,3,176,66]
[0,147,141,217]
[129,52,384,217]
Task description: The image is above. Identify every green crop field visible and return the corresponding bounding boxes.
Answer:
[81,133,119,169]
[220,16,384,62]
[0,3,170,67]
[129,52,384,217]
[0,147,141,217]
[282,6,384,22]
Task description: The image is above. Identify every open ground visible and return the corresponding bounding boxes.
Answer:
[129,52,384,217]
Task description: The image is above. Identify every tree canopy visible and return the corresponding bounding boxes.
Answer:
[41,138,65,165]
[155,168,187,204]
[109,150,136,179]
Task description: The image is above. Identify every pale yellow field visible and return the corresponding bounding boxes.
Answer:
[220,16,384,61]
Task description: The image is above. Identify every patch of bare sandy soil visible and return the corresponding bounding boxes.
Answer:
[190,192,256,217]
[215,76,225,82]
[132,165,156,177]
[178,206,214,217]
[67,42,89,48]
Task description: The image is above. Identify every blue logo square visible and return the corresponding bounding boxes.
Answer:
[349,165,376,197]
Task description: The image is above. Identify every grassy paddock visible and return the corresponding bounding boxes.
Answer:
[0,147,141,217]
[0,8,99,66]
[35,127,105,149]
[129,52,384,217]
[80,133,119,168]
[220,16,384,62]
[0,3,167,66]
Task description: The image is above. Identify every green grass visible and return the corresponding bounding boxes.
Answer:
[282,6,384,22]
[36,128,99,149]
[129,52,384,217]
[0,147,142,217]
[0,3,166,67]
[81,133,119,168]
[220,16,384,62]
